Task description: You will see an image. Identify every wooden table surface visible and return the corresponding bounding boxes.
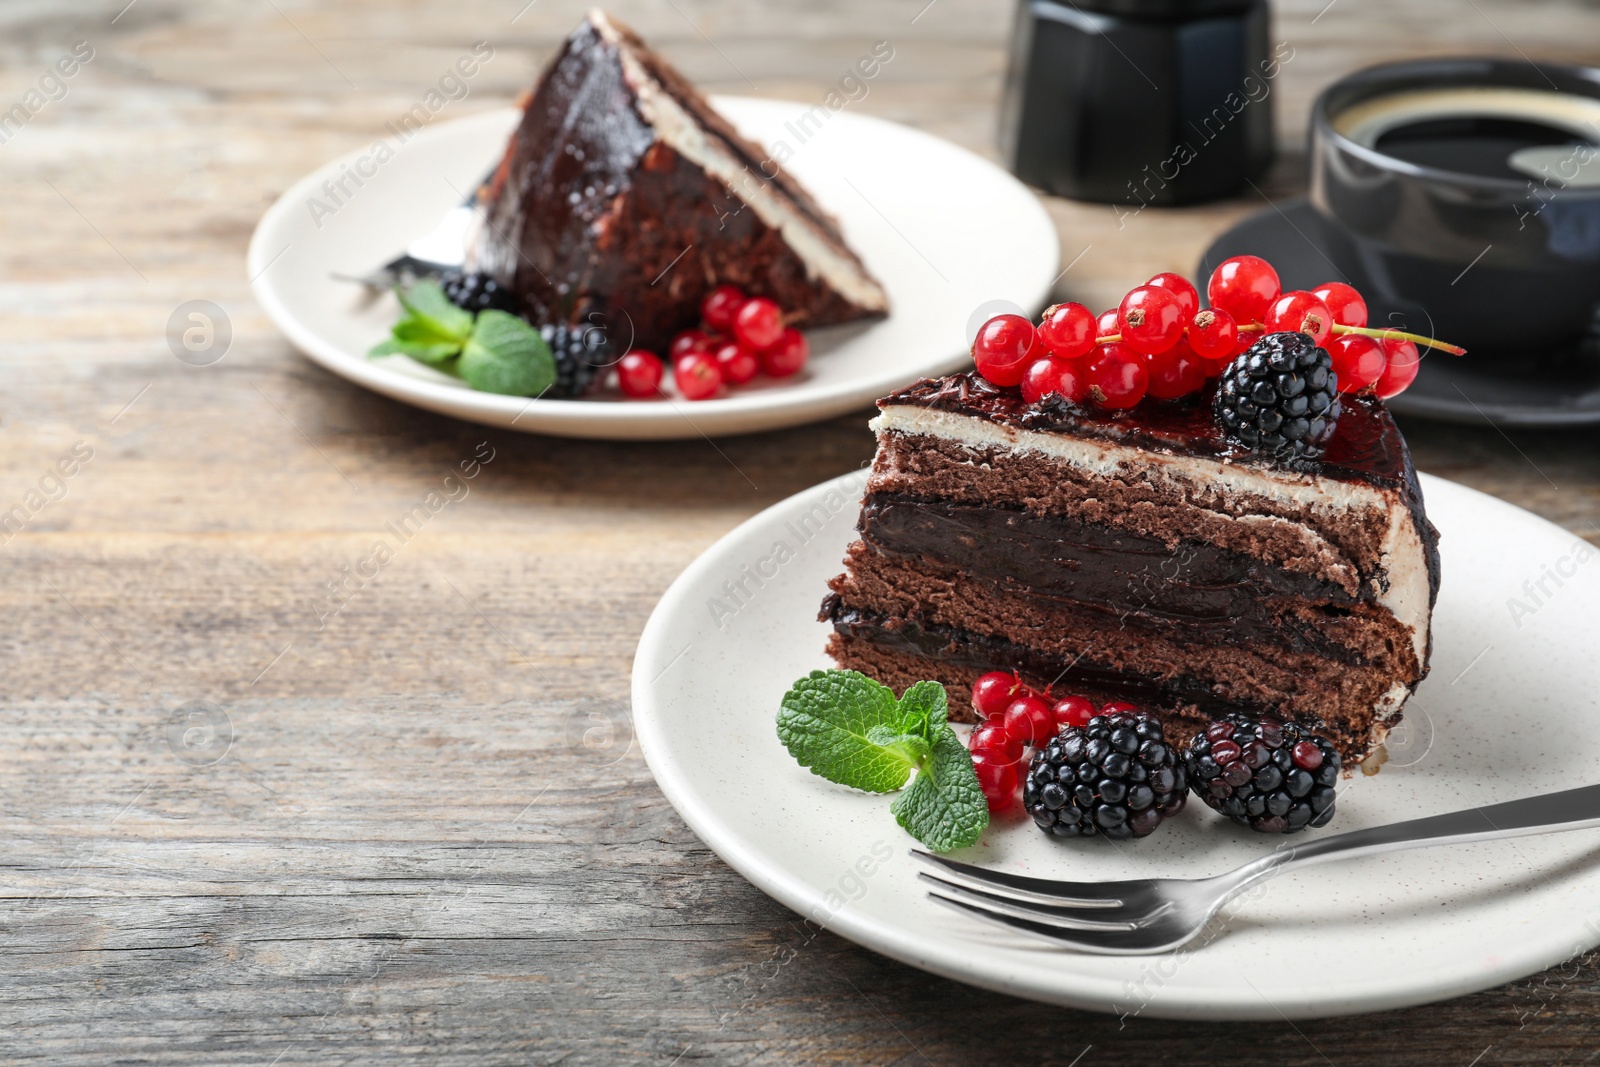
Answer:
[6,0,1600,1063]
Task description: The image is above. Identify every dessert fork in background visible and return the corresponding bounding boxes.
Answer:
[913,783,1600,955]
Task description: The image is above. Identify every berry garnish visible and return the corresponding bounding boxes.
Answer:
[1096,307,1121,337]
[972,313,1040,387]
[760,328,809,378]
[1183,714,1340,833]
[734,297,784,351]
[1100,701,1140,716]
[674,350,722,400]
[616,350,665,398]
[1002,694,1056,748]
[1037,302,1097,360]
[972,670,1026,720]
[1118,284,1186,355]
[1086,342,1148,409]
[1144,337,1208,400]
[1024,710,1187,840]
[1311,281,1368,328]
[970,722,1025,764]
[1051,695,1096,731]
[1375,337,1421,398]
[1020,354,1090,405]
[1325,333,1385,394]
[713,341,759,385]
[973,750,1022,813]
[438,270,521,315]
[1214,332,1341,461]
[541,322,615,398]
[1187,307,1239,363]
[670,329,712,361]
[1265,290,1334,346]
[1146,272,1200,320]
[1207,254,1281,326]
[701,284,746,331]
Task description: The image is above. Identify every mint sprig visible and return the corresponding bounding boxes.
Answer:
[369,281,556,397]
[777,670,988,852]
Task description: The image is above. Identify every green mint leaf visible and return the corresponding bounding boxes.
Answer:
[890,725,989,852]
[396,281,474,342]
[458,309,556,397]
[895,680,948,744]
[777,669,921,793]
[864,725,932,768]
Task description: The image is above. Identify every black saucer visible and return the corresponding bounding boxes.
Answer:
[1199,198,1600,427]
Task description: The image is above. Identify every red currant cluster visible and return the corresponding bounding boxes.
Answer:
[614,284,810,401]
[964,670,1136,813]
[970,255,1463,410]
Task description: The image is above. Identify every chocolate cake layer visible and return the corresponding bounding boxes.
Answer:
[473,10,889,350]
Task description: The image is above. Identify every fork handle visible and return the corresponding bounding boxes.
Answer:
[1270,782,1600,873]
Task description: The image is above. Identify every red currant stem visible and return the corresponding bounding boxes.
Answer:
[1328,323,1467,356]
[1093,333,1123,344]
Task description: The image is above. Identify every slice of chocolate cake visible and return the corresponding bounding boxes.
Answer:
[471,9,889,351]
[820,372,1440,766]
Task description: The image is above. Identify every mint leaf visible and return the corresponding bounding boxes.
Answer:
[895,680,948,742]
[459,310,556,397]
[369,323,462,364]
[864,725,931,768]
[890,725,989,852]
[396,281,474,341]
[777,669,920,793]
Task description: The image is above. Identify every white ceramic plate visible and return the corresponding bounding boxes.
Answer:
[247,98,1058,440]
[633,470,1600,1019]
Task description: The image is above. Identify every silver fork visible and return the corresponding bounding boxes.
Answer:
[914,783,1600,955]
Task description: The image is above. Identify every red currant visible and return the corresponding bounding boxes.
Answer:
[1265,290,1334,346]
[1096,307,1120,338]
[1118,285,1185,355]
[733,297,783,351]
[616,350,664,398]
[1187,307,1239,362]
[971,750,1020,813]
[1207,254,1280,326]
[1086,342,1148,410]
[1020,355,1090,406]
[760,328,809,378]
[971,313,1039,387]
[970,722,1024,764]
[1002,694,1055,747]
[701,285,746,331]
[674,350,722,400]
[1311,281,1368,328]
[670,329,711,362]
[713,342,759,385]
[1051,695,1096,731]
[1375,337,1421,398]
[1101,700,1139,716]
[1326,334,1385,393]
[1037,302,1097,360]
[1144,337,1208,400]
[1146,272,1200,320]
[972,671,1024,720]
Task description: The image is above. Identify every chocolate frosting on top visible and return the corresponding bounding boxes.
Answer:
[880,371,1410,489]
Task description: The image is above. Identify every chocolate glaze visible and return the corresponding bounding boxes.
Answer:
[880,371,1443,615]
[474,11,887,351]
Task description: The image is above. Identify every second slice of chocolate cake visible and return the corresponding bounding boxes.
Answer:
[821,372,1440,766]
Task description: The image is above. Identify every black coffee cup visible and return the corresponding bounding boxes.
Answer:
[1310,57,1600,355]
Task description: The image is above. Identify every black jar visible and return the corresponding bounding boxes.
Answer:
[1000,0,1278,207]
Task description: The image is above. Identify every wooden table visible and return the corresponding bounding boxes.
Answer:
[6,1,1600,1062]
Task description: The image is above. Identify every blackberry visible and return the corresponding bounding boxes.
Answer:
[438,270,521,315]
[541,323,615,399]
[1023,711,1188,840]
[1183,715,1341,834]
[1213,331,1342,462]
